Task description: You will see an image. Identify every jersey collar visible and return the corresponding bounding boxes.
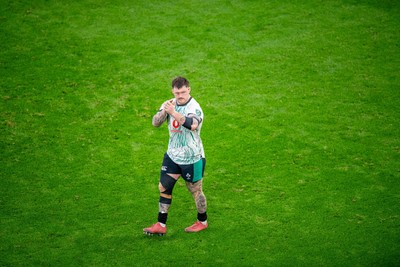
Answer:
[176,97,192,106]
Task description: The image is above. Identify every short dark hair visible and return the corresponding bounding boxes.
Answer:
[172,76,189,89]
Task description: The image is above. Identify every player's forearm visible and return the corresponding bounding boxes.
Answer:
[152,110,167,127]
[172,111,199,131]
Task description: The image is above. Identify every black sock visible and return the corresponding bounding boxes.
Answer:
[158,212,168,224]
[197,212,207,222]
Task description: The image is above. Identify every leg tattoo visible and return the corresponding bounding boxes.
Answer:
[186,180,207,214]
[159,202,170,214]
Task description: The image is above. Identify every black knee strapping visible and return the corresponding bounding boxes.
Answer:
[160,172,177,195]
[159,196,172,204]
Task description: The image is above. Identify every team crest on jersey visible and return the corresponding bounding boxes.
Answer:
[195,109,201,116]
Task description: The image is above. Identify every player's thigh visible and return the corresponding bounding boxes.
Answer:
[160,153,181,179]
[185,178,203,194]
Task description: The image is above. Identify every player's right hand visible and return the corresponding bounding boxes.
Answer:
[164,100,176,115]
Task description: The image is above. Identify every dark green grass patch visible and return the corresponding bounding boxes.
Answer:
[1,0,399,266]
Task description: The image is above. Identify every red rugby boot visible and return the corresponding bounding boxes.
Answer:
[143,222,166,236]
[185,221,208,233]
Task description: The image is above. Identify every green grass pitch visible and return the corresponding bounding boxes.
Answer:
[1,0,399,266]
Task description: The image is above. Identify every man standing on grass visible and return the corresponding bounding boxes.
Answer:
[143,76,208,236]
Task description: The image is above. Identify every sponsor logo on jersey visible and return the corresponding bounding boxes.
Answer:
[171,119,182,133]
[172,119,180,128]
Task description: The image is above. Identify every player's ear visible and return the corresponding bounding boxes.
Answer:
[188,87,191,93]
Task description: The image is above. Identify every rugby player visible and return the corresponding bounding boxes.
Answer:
[143,77,208,235]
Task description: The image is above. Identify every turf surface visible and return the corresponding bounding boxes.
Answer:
[1,0,399,266]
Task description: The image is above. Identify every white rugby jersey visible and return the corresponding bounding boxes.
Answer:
[159,97,205,165]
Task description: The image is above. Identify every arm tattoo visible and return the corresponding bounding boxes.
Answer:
[152,110,167,127]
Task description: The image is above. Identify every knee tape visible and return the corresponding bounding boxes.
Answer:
[160,172,177,195]
[159,196,172,204]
